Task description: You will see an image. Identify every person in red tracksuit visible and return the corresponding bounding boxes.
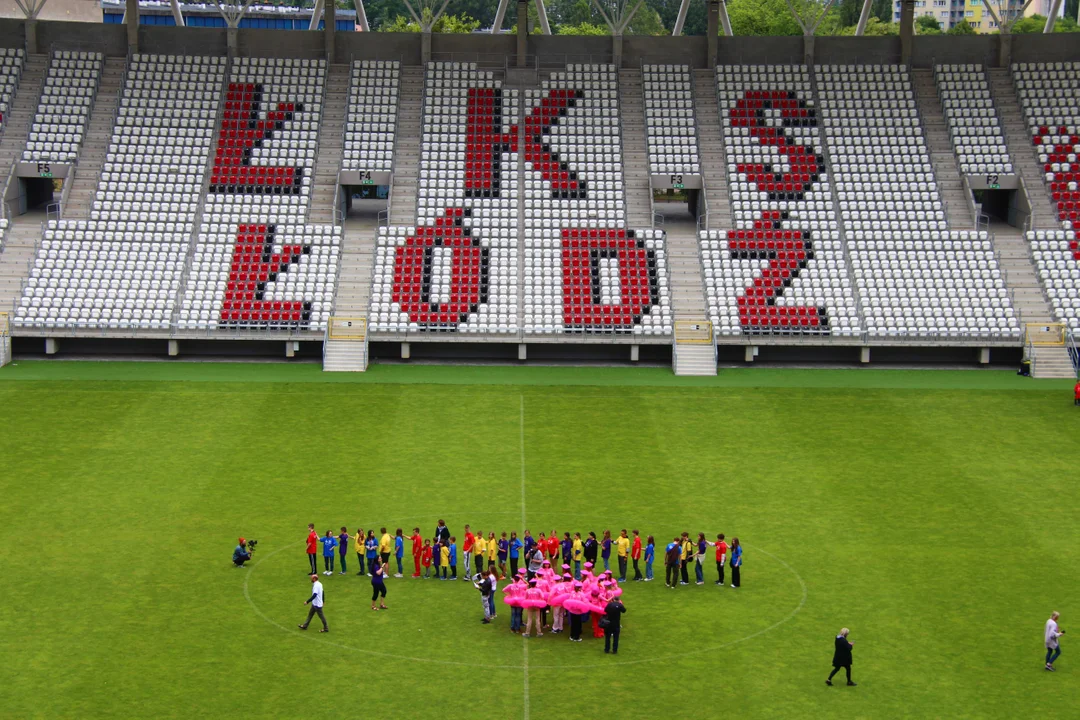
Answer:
[305,523,318,574]
[410,527,423,577]
[1074,380,1080,406]
[631,529,643,581]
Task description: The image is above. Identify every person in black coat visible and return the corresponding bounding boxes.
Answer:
[583,532,599,565]
[602,598,626,654]
[435,520,451,546]
[827,628,856,686]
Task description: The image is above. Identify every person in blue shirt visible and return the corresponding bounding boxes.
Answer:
[337,527,350,576]
[320,530,337,575]
[644,535,655,581]
[509,531,524,578]
[695,533,709,585]
[449,537,458,579]
[394,529,405,578]
[523,530,535,560]
[364,530,378,576]
[601,530,612,572]
[730,537,743,588]
[233,537,252,567]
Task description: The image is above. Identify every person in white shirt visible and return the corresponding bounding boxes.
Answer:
[1046,611,1064,671]
[299,574,328,632]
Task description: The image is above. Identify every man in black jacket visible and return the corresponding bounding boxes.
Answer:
[603,597,626,654]
[474,572,493,624]
[583,532,598,566]
[827,628,856,686]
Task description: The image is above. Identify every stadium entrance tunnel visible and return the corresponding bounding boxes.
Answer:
[18,177,57,213]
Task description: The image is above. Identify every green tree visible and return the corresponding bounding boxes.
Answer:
[556,21,610,34]
[726,0,804,35]
[627,7,666,34]
[871,0,892,22]
[946,18,975,34]
[380,11,480,31]
[915,14,942,34]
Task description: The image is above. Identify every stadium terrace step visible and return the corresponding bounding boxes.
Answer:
[619,69,654,228]
[693,69,729,231]
[388,67,424,226]
[1030,343,1076,378]
[0,55,47,208]
[664,219,707,317]
[912,69,975,230]
[62,56,124,219]
[309,63,349,224]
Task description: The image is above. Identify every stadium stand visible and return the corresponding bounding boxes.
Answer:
[179,57,340,331]
[14,54,223,329]
[0,48,24,128]
[343,60,399,174]
[643,64,699,176]
[702,65,860,338]
[933,64,1014,177]
[22,51,103,164]
[1014,61,1080,334]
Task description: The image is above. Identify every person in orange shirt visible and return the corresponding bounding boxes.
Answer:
[410,527,423,578]
[463,524,476,578]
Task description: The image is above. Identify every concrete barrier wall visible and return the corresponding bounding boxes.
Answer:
[5,18,1080,69]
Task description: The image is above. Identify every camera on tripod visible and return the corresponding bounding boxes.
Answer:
[246,539,258,552]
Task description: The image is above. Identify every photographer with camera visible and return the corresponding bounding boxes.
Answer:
[233,537,256,567]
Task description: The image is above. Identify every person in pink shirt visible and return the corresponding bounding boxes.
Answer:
[522,579,545,638]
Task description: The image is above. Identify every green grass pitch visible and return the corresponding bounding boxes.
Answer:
[1,361,1078,718]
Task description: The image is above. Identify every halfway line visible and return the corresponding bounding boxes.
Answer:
[519,393,529,720]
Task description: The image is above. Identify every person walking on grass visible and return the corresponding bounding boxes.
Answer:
[664,537,681,589]
[644,535,655,581]
[306,523,318,575]
[371,557,388,611]
[711,533,728,586]
[394,529,405,577]
[827,628,856,686]
[299,574,328,632]
[603,596,626,655]
[337,527,350,575]
[730,537,742,588]
[1046,611,1065,671]
[320,530,337,575]
[616,530,631,581]
[410,527,423,578]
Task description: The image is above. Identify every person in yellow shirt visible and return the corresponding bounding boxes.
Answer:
[354,527,366,576]
[572,532,584,580]
[680,532,693,586]
[473,530,487,577]
[439,542,450,580]
[616,529,631,582]
[379,527,393,566]
[487,532,500,579]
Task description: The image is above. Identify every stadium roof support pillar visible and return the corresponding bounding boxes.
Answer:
[13,0,49,53]
[213,0,256,57]
[1043,0,1063,31]
[516,0,528,66]
[325,0,336,61]
[899,0,914,65]
[353,0,370,31]
[534,0,551,35]
[854,0,873,35]
[706,0,719,67]
[492,0,509,33]
[170,0,185,27]
[672,0,690,35]
[589,0,644,68]
[308,0,324,31]
[126,0,138,52]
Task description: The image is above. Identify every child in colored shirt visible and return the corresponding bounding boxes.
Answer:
[449,538,458,580]
[644,536,655,581]
[320,531,337,575]
[421,539,433,578]
[439,542,450,580]
[337,527,350,575]
[394,529,405,578]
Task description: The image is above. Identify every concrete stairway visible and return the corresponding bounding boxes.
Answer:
[619,69,653,228]
[0,215,42,315]
[664,217,706,320]
[912,69,973,230]
[63,56,124,218]
[990,221,1054,328]
[693,69,730,230]
[310,63,348,224]
[388,67,424,226]
[1030,344,1075,378]
[673,342,716,375]
[0,55,47,207]
[323,336,368,371]
[331,214,380,319]
[987,68,1061,231]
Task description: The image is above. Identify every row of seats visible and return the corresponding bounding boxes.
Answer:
[817,65,948,232]
[14,55,224,330]
[22,51,102,163]
[934,64,1013,176]
[643,64,700,175]
[343,60,399,172]
[712,65,860,336]
[1014,62,1080,332]
[0,47,24,123]
[180,58,338,331]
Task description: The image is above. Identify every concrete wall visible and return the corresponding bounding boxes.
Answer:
[0,17,23,48]
[625,35,706,68]
[717,36,803,65]
[337,32,420,65]
[529,34,613,65]
[815,36,902,65]
[1012,33,1080,64]
[238,28,329,59]
[141,25,227,57]
[911,35,998,69]
[431,32,515,66]
[35,19,126,55]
